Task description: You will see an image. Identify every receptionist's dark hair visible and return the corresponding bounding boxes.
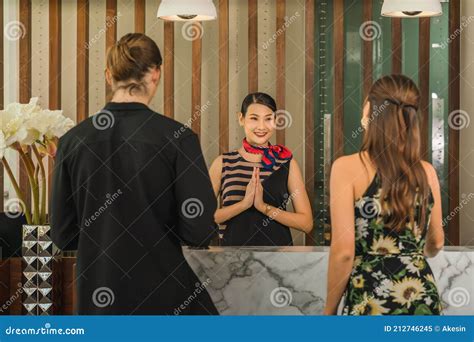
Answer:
[240,92,277,115]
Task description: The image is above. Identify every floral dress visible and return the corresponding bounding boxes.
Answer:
[341,173,443,315]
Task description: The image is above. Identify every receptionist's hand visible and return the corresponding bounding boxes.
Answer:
[241,167,257,210]
[253,168,266,213]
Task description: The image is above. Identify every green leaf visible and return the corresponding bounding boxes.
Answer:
[414,303,432,315]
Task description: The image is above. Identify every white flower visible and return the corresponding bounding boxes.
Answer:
[355,217,369,239]
[371,270,385,281]
[424,296,433,306]
[374,278,393,298]
[0,97,74,149]
[25,109,74,141]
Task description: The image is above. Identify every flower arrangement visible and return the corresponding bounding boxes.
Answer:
[0,98,74,225]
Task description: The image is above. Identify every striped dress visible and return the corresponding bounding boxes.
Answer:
[219,150,293,246]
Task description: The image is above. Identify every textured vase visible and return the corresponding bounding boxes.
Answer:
[22,225,58,315]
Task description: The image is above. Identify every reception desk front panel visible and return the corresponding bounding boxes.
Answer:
[183,246,474,315]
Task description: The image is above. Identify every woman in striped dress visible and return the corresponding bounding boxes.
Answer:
[209,92,313,246]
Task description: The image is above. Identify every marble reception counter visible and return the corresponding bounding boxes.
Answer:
[183,246,474,315]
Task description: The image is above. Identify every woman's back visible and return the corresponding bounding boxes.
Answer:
[339,152,443,315]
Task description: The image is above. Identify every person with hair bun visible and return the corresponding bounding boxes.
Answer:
[209,92,313,246]
[51,33,218,315]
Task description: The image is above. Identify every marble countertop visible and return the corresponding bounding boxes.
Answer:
[183,246,474,315]
[185,245,474,252]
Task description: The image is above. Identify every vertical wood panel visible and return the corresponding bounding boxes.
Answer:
[391,18,402,74]
[419,17,430,160]
[219,0,229,154]
[305,0,315,246]
[164,22,174,118]
[448,0,460,246]
[134,0,145,33]
[0,260,9,314]
[276,0,286,146]
[105,0,117,101]
[191,23,202,138]
[49,0,61,214]
[8,258,22,314]
[248,0,258,92]
[362,0,373,99]
[0,0,4,211]
[19,0,32,210]
[333,0,344,159]
[77,0,89,123]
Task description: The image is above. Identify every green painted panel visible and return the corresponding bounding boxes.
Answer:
[314,0,334,245]
[343,0,363,156]
[429,2,450,227]
[372,0,392,79]
[402,18,420,82]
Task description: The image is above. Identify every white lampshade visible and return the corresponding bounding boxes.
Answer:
[157,0,217,21]
[381,0,442,18]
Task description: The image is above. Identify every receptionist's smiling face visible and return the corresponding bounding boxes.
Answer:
[239,103,275,146]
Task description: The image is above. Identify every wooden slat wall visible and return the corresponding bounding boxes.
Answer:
[134,0,145,33]
[362,0,373,99]
[276,0,286,146]
[333,0,344,159]
[448,0,460,246]
[105,0,118,102]
[0,259,9,314]
[191,23,202,138]
[8,258,22,314]
[19,0,32,210]
[163,22,174,119]
[248,0,258,93]
[304,0,315,246]
[419,18,431,160]
[77,0,89,123]
[48,0,62,215]
[391,18,402,74]
[0,0,4,211]
[219,0,229,155]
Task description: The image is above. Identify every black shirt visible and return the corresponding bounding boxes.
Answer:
[51,102,218,314]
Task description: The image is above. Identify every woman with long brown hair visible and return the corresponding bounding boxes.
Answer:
[324,75,445,315]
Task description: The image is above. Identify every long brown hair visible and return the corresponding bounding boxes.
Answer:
[106,33,162,96]
[360,74,430,233]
